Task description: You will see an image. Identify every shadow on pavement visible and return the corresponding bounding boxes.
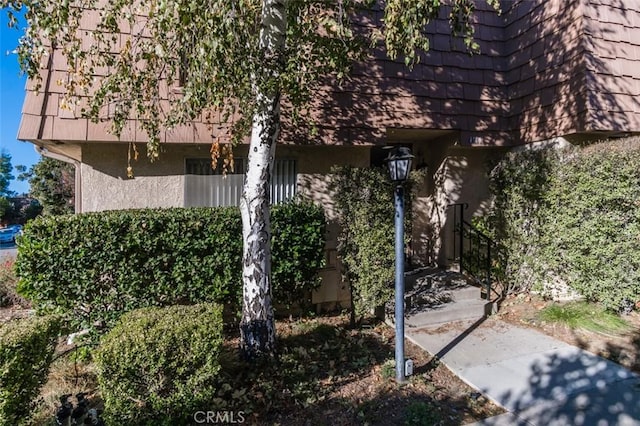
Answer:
[494,348,640,425]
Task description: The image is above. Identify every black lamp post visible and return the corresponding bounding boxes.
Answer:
[386,146,414,383]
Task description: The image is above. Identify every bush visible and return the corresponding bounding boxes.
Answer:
[94,304,223,425]
[486,147,560,294]
[330,166,417,318]
[538,142,640,311]
[0,315,60,425]
[271,201,326,308]
[94,303,224,425]
[16,207,241,334]
[16,202,325,335]
[487,138,640,311]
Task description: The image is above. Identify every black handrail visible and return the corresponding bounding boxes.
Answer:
[447,203,495,300]
[447,203,468,272]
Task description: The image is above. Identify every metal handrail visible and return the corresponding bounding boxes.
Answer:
[448,203,496,299]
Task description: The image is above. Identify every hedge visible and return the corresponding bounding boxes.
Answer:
[330,166,417,318]
[0,315,60,425]
[94,304,224,425]
[271,201,326,308]
[15,202,325,334]
[487,138,640,312]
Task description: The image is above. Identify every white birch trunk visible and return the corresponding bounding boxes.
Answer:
[239,0,286,359]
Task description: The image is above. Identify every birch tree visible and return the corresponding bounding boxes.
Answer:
[3,0,498,359]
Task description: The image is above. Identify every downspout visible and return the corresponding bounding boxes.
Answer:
[34,146,82,213]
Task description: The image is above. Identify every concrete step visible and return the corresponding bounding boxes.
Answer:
[405,267,471,292]
[405,298,490,328]
[405,285,482,313]
[387,267,498,328]
[405,269,482,307]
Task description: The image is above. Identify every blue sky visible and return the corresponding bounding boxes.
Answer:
[0,11,39,195]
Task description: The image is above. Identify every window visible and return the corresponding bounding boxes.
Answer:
[184,158,296,207]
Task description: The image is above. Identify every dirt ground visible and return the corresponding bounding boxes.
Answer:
[2,295,639,425]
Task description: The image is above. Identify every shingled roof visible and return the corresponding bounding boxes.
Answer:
[18,0,640,148]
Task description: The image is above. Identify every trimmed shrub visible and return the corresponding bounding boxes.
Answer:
[486,147,560,294]
[15,202,325,334]
[272,200,325,308]
[538,142,640,312]
[94,303,224,425]
[330,166,417,318]
[487,138,640,311]
[16,207,242,334]
[0,315,60,425]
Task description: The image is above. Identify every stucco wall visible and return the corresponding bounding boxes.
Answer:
[80,143,212,212]
[292,145,370,308]
[410,135,502,267]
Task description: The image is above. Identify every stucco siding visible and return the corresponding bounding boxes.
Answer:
[80,144,185,212]
[410,134,502,267]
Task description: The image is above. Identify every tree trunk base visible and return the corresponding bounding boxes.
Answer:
[240,320,277,361]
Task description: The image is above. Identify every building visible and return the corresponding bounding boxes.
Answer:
[17,0,640,307]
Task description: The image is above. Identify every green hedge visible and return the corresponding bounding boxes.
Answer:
[330,166,416,318]
[485,147,560,294]
[95,303,224,425]
[271,201,325,308]
[15,202,325,333]
[487,139,640,312]
[0,315,60,425]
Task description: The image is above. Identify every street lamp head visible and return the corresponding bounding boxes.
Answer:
[386,146,414,183]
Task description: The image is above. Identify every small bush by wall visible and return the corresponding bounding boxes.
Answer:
[487,138,640,312]
[271,200,326,308]
[0,315,60,425]
[94,303,224,425]
[15,202,325,334]
[486,147,560,294]
[330,166,416,318]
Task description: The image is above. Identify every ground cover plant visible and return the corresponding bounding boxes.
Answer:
[538,302,632,337]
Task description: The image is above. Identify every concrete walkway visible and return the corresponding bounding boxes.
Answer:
[0,246,17,261]
[406,317,640,426]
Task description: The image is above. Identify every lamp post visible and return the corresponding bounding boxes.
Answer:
[386,146,414,383]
